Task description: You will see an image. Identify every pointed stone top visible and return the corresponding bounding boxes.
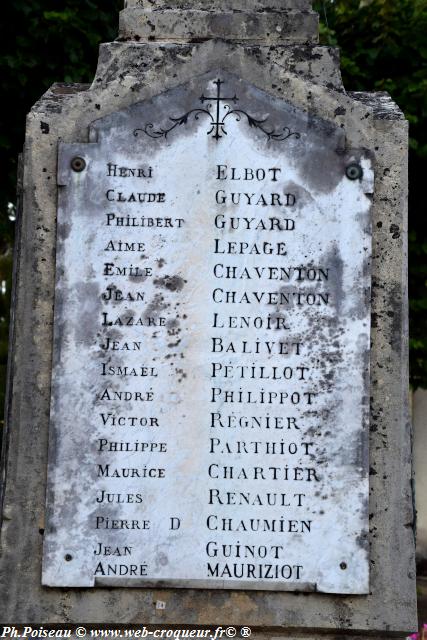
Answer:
[119,0,318,45]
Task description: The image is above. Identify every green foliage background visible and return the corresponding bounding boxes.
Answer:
[313,0,427,387]
[0,0,122,419]
[0,0,425,424]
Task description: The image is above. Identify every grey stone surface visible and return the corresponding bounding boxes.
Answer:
[0,0,416,634]
[93,42,343,93]
[124,0,313,8]
[118,9,319,44]
[119,0,319,44]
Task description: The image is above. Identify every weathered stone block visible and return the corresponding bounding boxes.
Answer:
[0,1,416,636]
[118,9,319,44]
[124,0,313,9]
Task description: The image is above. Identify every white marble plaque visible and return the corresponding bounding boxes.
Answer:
[43,71,373,593]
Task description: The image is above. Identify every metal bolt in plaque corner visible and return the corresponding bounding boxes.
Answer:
[43,71,373,593]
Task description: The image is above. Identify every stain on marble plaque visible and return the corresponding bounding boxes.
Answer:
[42,71,373,593]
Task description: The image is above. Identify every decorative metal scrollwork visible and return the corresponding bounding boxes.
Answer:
[134,79,301,143]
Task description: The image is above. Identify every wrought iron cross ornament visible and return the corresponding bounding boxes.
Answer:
[134,78,301,143]
[199,79,239,140]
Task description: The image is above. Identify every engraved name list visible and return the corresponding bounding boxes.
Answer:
[43,74,373,594]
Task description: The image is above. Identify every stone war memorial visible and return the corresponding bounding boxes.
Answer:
[0,0,418,636]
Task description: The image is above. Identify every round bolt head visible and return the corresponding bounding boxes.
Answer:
[71,156,86,172]
[346,163,363,181]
